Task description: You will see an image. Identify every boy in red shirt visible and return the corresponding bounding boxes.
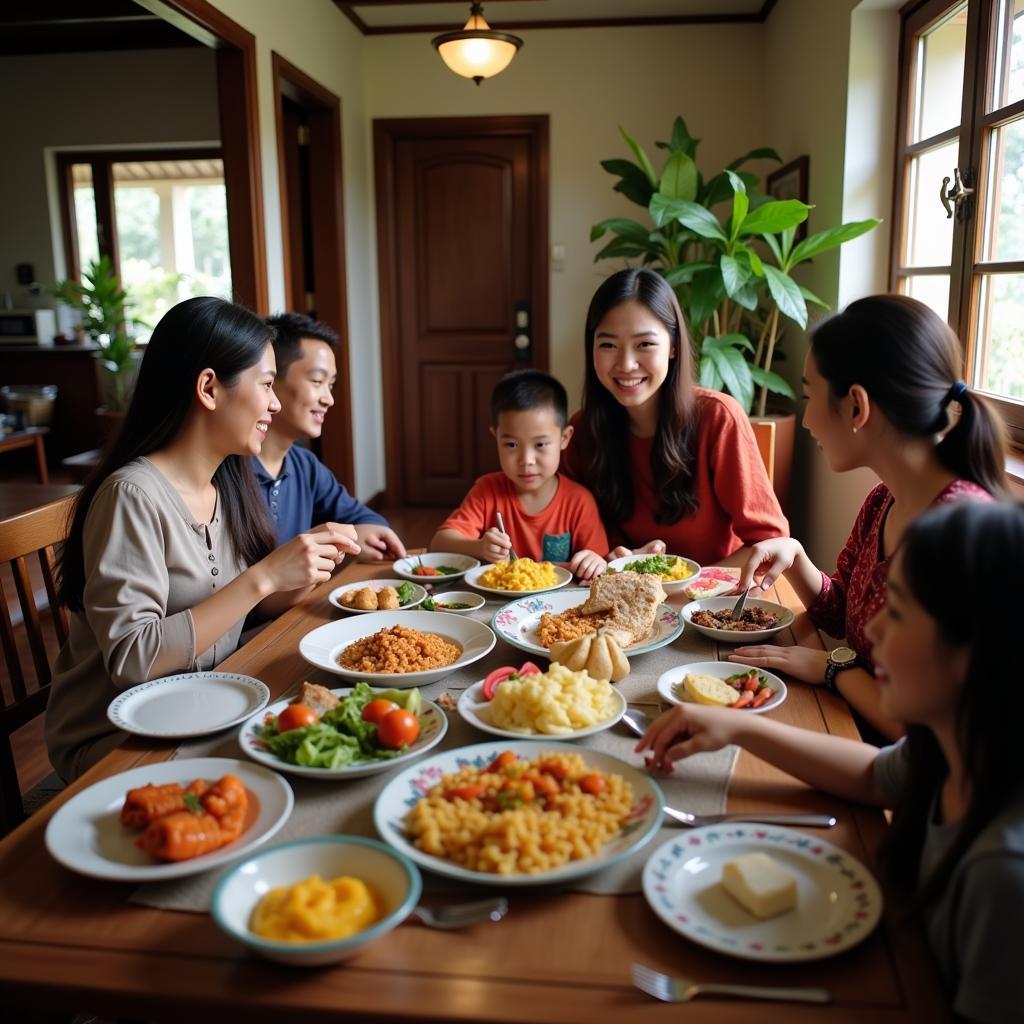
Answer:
[431,371,609,580]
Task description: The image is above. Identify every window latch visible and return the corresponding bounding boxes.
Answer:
[939,167,975,223]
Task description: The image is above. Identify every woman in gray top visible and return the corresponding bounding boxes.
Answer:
[47,297,359,781]
[638,501,1024,1023]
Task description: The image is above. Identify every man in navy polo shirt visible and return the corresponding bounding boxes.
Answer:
[253,312,406,561]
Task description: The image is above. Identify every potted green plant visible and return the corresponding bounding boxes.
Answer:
[591,118,880,507]
[51,256,141,427]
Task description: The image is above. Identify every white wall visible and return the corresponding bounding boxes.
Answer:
[365,23,770,405]
[0,48,218,298]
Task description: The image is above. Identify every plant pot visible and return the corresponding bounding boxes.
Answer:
[95,407,125,446]
[750,412,796,515]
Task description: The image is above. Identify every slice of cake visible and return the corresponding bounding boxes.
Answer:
[682,566,741,601]
[721,851,797,919]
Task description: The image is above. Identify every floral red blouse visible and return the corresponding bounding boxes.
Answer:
[807,479,991,668]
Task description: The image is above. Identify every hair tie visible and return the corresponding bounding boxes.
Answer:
[946,380,968,404]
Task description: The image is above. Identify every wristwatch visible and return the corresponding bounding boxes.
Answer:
[824,646,858,692]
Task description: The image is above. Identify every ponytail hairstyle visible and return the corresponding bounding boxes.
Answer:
[880,501,1024,902]
[579,268,699,527]
[810,294,1007,497]
[59,296,279,612]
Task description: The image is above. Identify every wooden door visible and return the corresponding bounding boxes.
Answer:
[375,116,549,506]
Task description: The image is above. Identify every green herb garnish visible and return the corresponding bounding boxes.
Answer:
[183,792,203,814]
[422,596,436,611]
[396,580,416,605]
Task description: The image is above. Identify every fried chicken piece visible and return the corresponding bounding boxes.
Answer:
[377,586,400,610]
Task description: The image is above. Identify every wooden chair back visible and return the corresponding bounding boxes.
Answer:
[0,494,75,834]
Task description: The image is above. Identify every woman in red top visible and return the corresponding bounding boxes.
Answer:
[732,295,1007,741]
[562,268,787,567]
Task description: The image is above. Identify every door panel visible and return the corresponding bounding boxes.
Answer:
[376,116,549,507]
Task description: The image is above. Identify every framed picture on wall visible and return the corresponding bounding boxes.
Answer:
[767,156,810,242]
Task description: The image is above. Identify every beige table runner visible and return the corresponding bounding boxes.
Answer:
[133,593,738,911]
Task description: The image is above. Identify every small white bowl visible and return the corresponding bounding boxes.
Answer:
[681,596,794,643]
[606,554,701,592]
[426,590,486,614]
[211,836,422,966]
[392,552,480,583]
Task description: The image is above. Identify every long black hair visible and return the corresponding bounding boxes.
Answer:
[811,294,1007,497]
[880,500,1024,903]
[59,296,279,611]
[578,268,699,527]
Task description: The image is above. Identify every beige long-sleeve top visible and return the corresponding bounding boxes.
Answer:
[46,458,248,781]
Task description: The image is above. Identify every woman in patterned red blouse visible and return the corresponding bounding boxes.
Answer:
[731,295,1007,742]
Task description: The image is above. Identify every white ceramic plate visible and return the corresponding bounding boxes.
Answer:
[642,825,883,962]
[45,757,293,882]
[106,673,270,739]
[392,552,480,583]
[298,610,496,687]
[328,578,427,613]
[492,588,684,658]
[606,554,701,592]
[681,596,795,644]
[656,661,787,715]
[238,688,448,779]
[456,679,626,741]
[374,740,663,887]
[463,563,573,598]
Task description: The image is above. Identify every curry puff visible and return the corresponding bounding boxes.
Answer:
[121,773,248,862]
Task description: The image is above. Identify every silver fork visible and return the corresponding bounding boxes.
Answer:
[729,585,753,620]
[496,512,517,561]
[632,963,831,1004]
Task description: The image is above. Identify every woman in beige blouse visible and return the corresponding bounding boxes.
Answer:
[47,297,359,781]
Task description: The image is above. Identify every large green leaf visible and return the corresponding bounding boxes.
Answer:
[705,332,754,353]
[660,151,698,201]
[672,116,700,156]
[799,284,830,308]
[650,196,728,242]
[600,159,654,207]
[619,125,659,186]
[720,254,752,298]
[762,232,784,265]
[789,219,881,265]
[590,217,654,244]
[750,364,796,400]
[764,265,808,327]
[733,278,761,311]
[735,243,764,277]
[689,269,725,328]
[593,238,654,261]
[727,147,782,171]
[739,199,810,236]
[707,343,755,412]
[662,261,716,285]
[699,353,724,391]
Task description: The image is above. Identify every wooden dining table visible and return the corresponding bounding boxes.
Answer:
[0,559,950,1023]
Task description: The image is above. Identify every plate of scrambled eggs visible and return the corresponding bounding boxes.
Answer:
[464,560,573,597]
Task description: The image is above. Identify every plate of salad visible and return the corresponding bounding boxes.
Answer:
[238,683,448,779]
[392,552,480,582]
[329,579,427,613]
[656,661,787,714]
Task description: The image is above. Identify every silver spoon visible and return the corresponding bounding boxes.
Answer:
[729,585,753,621]
[411,897,509,929]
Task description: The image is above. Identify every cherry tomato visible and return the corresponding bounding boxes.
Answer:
[579,774,607,795]
[362,698,399,724]
[445,783,486,802]
[377,708,420,749]
[523,772,559,798]
[539,759,569,781]
[488,750,518,773]
[276,703,318,732]
[412,565,440,576]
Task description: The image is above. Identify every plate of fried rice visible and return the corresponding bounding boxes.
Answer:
[373,741,663,886]
[299,611,496,687]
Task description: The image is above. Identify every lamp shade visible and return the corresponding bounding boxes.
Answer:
[432,4,523,85]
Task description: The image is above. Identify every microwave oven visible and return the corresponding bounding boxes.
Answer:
[0,308,57,345]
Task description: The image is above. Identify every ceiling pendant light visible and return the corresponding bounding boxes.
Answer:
[432,3,523,86]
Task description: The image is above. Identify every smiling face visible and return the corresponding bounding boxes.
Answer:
[216,343,280,456]
[592,300,674,423]
[801,350,861,472]
[491,406,571,495]
[269,339,336,441]
[865,555,968,727]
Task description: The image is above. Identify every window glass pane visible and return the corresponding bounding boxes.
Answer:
[913,3,968,142]
[981,116,1024,262]
[905,139,959,266]
[112,158,231,339]
[71,164,99,270]
[991,0,1024,110]
[973,273,1024,401]
[903,274,951,320]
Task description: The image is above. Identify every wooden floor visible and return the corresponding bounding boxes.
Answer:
[5,491,447,799]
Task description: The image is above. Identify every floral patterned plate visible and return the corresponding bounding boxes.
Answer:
[491,588,684,657]
[373,740,663,887]
[642,825,883,962]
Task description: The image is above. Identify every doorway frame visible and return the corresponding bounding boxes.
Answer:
[270,52,354,492]
[373,114,550,505]
[134,0,268,312]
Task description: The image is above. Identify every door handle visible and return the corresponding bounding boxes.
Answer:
[939,166,975,223]
[513,301,531,361]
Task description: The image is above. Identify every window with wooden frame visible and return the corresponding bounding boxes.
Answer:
[56,149,231,339]
[893,0,1024,443]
